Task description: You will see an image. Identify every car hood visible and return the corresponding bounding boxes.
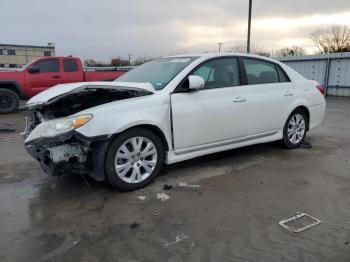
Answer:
[26,81,156,109]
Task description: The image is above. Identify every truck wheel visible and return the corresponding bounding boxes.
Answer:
[0,88,20,114]
[105,128,164,191]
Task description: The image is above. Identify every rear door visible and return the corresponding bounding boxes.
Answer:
[25,58,62,96]
[240,58,294,135]
[60,58,84,84]
[171,57,247,152]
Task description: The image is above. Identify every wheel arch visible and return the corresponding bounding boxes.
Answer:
[116,124,170,152]
[0,81,26,99]
[292,105,310,131]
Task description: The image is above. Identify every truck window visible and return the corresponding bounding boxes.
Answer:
[63,59,78,72]
[34,59,59,73]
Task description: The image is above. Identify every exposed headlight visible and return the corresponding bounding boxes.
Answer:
[25,114,93,143]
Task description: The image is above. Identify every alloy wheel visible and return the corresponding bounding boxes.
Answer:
[287,113,306,144]
[114,136,158,184]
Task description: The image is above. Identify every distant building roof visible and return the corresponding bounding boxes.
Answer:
[0,43,55,49]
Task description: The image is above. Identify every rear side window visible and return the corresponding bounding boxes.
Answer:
[34,59,59,73]
[243,58,280,85]
[64,59,78,72]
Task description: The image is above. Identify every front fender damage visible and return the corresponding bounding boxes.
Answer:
[25,131,111,181]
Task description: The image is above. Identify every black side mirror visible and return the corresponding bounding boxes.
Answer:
[28,66,40,74]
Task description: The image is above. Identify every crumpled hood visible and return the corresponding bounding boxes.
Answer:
[26,81,156,109]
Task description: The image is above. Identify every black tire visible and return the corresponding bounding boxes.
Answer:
[282,108,307,149]
[0,88,20,114]
[105,128,165,191]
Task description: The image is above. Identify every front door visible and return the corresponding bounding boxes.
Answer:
[25,58,63,96]
[171,57,247,152]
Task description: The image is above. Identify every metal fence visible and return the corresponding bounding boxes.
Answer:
[277,52,350,96]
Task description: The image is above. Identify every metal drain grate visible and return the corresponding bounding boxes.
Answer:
[279,213,321,233]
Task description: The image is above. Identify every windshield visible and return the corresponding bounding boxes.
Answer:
[115,57,197,90]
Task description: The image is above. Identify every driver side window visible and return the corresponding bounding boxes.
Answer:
[193,58,240,89]
[34,59,59,73]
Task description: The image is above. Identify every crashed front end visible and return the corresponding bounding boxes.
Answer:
[23,113,110,180]
[22,82,155,181]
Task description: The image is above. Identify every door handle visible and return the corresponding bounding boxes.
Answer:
[233,97,246,102]
[284,91,294,96]
[52,75,62,79]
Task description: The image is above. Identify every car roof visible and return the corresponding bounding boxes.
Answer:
[167,52,281,64]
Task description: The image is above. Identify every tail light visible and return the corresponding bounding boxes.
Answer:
[316,84,326,96]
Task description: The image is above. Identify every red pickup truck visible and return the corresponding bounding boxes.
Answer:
[0,56,126,113]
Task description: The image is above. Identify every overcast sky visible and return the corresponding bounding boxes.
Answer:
[2,0,350,61]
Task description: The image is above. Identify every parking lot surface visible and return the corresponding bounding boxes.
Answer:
[0,97,350,262]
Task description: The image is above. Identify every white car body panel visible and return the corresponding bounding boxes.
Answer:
[25,53,326,167]
[26,81,156,107]
[171,86,247,150]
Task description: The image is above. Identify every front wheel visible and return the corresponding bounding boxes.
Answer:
[282,109,307,149]
[0,88,20,114]
[105,128,164,191]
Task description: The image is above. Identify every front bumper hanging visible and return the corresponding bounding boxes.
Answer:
[23,129,111,181]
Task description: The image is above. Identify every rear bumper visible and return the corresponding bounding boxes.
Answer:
[309,102,326,130]
[24,131,111,181]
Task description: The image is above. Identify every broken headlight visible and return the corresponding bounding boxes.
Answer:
[25,114,93,143]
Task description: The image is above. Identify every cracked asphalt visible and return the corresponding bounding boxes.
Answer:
[0,97,350,262]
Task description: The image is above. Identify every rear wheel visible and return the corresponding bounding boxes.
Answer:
[0,88,20,114]
[105,128,164,191]
[282,109,307,149]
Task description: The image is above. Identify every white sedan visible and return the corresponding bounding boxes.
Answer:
[23,53,326,190]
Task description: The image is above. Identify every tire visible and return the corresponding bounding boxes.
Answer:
[0,88,20,114]
[105,128,165,191]
[282,108,307,149]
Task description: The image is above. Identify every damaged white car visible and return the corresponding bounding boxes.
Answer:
[23,53,326,190]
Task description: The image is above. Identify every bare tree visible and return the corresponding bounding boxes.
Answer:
[133,56,154,66]
[276,46,306,57]
[310,25,350,54]
[229,41,272,57]
[84,59,97,66]
[111,57,129,67]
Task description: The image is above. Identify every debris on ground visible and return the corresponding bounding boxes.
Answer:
[73,241,78,245]
[300,141,312,149]
[157,192,170,202]
[164,233,188,247]
[279,212,321,233]
[152,211,160,216]
[130,222,141,229]
[163,184,173,190]
[138,196,146,201]
[178,182,201,188]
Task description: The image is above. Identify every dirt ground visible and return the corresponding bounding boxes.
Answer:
[0,97,350,262]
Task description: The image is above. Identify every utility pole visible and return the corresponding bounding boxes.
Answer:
[128,54,132,65]
[247,0,252,53]
[217,42,223,52]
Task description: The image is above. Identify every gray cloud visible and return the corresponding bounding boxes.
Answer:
[1,0,349,60]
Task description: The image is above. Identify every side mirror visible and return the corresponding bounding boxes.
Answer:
[188,75,205,90]
[28,66,40,74]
